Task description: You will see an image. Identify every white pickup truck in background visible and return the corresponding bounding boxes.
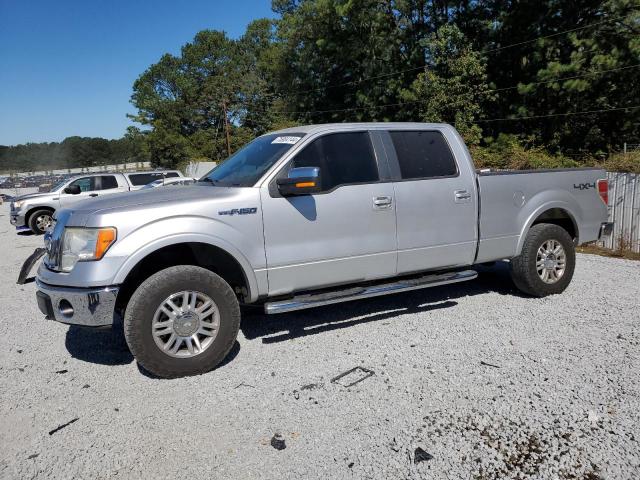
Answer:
[9,170,182,234]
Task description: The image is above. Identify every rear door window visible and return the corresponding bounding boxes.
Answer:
[291,132,379,192]
[97,175,118,190]
[389,131,457,179]
[128,172,177,186]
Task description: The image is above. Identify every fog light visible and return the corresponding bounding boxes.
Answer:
[58,299,74,318]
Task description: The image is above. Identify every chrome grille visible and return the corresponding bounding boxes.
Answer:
[43,211,68,271]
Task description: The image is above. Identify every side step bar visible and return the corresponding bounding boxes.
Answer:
[264,270,478,314]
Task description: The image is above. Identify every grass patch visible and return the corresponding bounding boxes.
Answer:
[577,244,640,261]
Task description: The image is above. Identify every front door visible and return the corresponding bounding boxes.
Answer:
[59,176,96,208]
[260,131,397,296]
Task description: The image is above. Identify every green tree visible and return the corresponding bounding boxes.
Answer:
[130,28,285,167]
[405,25,490,145]
[122,0,640,170]
[477,0,640,154]
[0,134,150,174]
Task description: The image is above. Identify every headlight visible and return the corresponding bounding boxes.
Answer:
[60,227,117,272]
[13,200,24,209]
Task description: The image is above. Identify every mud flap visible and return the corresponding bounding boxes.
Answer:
[17,247,46,285]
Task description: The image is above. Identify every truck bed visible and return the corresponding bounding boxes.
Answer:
[475,167,608,263]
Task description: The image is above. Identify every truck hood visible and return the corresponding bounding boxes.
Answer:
[13,191,58,202]
[57,184,260,230]
[64,185,246,226]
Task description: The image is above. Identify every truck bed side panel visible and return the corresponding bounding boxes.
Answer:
[476,169,607,263]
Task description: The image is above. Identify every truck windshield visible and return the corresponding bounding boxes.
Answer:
[50,179,70,192]
[200,133,305,187]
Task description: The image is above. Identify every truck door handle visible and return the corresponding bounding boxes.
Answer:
[373,196,393,209]
[89,193,99,197]
[454,190,472,202]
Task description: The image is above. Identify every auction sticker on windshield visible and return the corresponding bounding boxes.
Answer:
[271,136,301,144]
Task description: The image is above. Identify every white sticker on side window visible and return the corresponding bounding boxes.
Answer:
[271,136,301,144]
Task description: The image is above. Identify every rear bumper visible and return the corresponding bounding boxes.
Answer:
[598,222,614,239]
[35,278,119,327]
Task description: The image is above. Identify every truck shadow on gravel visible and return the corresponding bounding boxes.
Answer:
[133,342,241,379]
[64,325,133,366]
[241,262,525,344]
[64,323,241,376]
[62,263,521,370]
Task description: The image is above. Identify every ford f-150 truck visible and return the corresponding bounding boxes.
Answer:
[9,170,182,234]
[29,123,612,378]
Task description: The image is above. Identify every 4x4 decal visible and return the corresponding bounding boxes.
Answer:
[573,182,596,190]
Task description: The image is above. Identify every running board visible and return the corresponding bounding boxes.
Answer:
[264,270,478,314]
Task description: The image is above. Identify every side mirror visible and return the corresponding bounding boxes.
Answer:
[277,167,321,196]
[64,185,81,195]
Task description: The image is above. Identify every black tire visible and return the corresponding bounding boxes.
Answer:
[124,265,240,378]
[510,223,576,297]
[28,209,54,234]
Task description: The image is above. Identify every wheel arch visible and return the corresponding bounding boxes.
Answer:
[516,202,580,256]
[113,235,260,313]
[25,205,55,226]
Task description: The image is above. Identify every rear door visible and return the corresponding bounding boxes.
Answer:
[384,129,477,273]
[260,131,397,296]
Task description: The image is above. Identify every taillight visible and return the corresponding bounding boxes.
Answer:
[597,179,608,206]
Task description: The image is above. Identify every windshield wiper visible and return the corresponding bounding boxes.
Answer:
[199,178,219,185]
[199,178,245,187]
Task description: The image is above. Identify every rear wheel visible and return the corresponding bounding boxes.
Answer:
[510,223,575,297]
[124,265,240,378]
[28,209,53,234]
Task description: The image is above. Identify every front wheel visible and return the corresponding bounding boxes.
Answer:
[28,209,53,234]
[124,266,240,378]
[510,223,576,297]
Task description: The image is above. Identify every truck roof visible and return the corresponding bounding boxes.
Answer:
[64,170,180,180]
[272,122,452,136]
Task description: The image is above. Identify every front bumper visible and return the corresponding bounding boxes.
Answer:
[10,211,26,228]
[35,278,119,327]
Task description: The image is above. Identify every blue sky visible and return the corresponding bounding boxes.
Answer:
[0,0,276,146]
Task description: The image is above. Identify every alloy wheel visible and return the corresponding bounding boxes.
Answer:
[536,239,566,284]
[151,290,220,358]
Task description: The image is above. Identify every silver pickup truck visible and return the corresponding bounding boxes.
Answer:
[29,123,612,378]
[9,170,182,234]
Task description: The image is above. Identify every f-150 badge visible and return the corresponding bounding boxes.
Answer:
[219,208,258,216]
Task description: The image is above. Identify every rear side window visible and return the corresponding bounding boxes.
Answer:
[128,172,178,186]
[291,132,378,192]
[389,131,457,179]
[98,175,118,190]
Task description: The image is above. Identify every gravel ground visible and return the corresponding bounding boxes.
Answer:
[0,203,639,479]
